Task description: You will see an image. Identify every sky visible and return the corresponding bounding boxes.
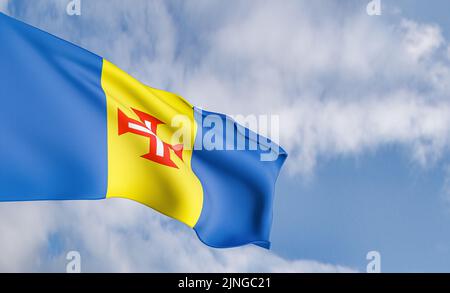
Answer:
[2,0,450,272]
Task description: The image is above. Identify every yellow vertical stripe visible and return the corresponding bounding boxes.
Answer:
[101,59,203,227]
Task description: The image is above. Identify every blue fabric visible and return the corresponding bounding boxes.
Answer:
[192,108,287,248]
[0,13,108,200]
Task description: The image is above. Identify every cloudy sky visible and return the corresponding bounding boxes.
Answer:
[2,0,450,272]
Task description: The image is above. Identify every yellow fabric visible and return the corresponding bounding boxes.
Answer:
[101,59,203,227]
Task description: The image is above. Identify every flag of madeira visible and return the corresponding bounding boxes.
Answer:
[0,13,287,249]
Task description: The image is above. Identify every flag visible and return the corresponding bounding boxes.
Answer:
[0,13,287,249]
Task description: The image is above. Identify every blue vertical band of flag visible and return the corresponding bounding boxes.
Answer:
[192,108,287,248]
[0,12,108,200]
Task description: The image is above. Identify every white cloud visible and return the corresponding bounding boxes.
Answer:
[400,19,444,62]
[0,0,9,12]
[174,1,450,175]
[3,0,450,271]
[0,203,57,272]
[280,91,450,173]
[0,200,355,273]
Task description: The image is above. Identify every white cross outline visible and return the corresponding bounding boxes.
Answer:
[127,121,165,157]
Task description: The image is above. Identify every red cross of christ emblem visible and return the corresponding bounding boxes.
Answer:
[118,108,184,169]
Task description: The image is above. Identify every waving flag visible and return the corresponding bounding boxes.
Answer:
[0,13,287,248]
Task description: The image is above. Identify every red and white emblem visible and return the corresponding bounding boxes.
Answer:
[118,108,183,168]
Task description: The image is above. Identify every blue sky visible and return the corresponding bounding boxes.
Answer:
[270,0,450,272]
[3,0,450,272]
[274,147,450,272]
